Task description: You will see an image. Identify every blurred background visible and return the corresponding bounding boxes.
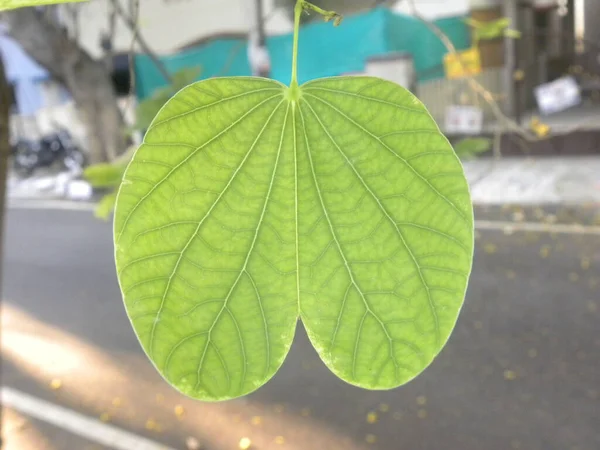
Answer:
[0,0,599,449]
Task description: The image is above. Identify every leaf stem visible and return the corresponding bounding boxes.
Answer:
[290,0,303,90]
[290,0,342,91]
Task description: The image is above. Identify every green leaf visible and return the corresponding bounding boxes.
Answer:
[114,76,473,401]
[133,67,202,132]
[84,163,127,188]
[0,0,83,10]
[95,190,118,220]
[453,137,491,159]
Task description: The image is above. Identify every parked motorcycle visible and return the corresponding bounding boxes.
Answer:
[12,125,86,177]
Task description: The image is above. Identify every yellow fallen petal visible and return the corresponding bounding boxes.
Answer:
[49,379,62,390]
[174,405,185,418]
[274,436,285,445]
[250,416,262,426]
[145,418,158,431]
[503,370,517,380]
[365,434,377,444]
[99,412,111,422]
[569,272,579,282]
[366,411,378,424]
[378,403,389,412]
[484,243,497,254]
[111,397,122,407]
[581,258,591,270]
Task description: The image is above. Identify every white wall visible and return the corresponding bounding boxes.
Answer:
[394,0,470,19]
[71,0,293,58]
[69,0,475,58]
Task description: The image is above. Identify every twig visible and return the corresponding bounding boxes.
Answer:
[66,4,80,42]
[110,0,172,84]
[106,0,117,65]
[405,0,535,145]
[124,0,140,121]
[406,0,599,147]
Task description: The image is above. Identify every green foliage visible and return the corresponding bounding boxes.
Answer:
[0,0,83,10]
[454,137,491,159]
[95,191,118,221]
[84,163,127,188]
[83,162,127,220]
[85,68,201,219]
[114,76,473,401]
[464,17,521,43]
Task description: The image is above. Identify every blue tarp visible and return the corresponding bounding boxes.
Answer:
[135,7,471,100]
[0,30,50,115]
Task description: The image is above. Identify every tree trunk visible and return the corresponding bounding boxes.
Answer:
[4,7,126,163]
[0,48,11,447]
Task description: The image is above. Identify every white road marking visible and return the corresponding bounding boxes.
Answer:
[7,199,600,236]
[7,199,96,211]
[475,219,600,236]
[1,387,175,450]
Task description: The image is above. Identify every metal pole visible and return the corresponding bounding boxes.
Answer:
[249,0,271,78]
[503,0,519,118]
[255,0,266,47]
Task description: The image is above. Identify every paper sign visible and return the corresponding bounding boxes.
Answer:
[443,47,482,80]
[445,105,483,134]
[534,76,581,115]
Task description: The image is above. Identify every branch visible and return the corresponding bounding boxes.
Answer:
[405,0,536,145]
[66,4,81,42]
[108,0,173,84]
[406,0,600,146]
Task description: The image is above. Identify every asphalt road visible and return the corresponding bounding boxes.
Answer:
[1,205,599,450]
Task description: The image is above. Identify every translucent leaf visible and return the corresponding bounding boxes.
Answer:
[114,76,473,401]
[0,0,84,10]
[133,67,202,132]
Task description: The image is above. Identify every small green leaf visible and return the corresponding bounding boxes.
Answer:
[0,0,83,10]
[114,76,473,401]
[95,190,118,220]
[453,137,491,159]
[84,163,126,188]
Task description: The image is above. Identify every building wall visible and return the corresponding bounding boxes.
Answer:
[584,0,600,48]
[69,0,473,58]
[71,0,293,58]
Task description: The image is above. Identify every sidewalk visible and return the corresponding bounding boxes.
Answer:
[7,169,92,202]
[464,156,600,205]
[6,157,600,207]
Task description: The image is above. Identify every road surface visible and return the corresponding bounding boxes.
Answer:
[2,204,599,450]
